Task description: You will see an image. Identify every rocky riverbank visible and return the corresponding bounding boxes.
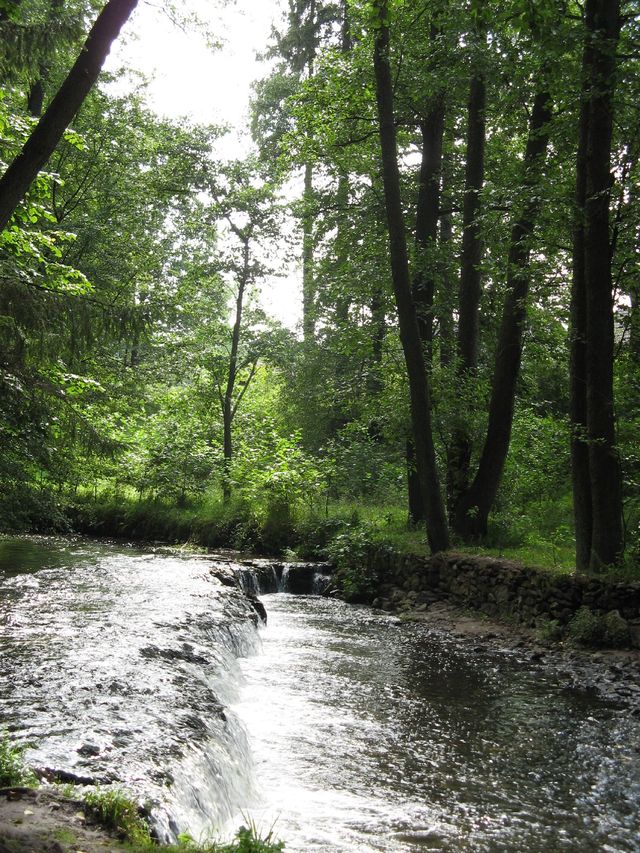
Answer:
[373,590,640,712]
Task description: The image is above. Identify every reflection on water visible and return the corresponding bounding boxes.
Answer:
[235,595,640,852]
[1,537,639,852]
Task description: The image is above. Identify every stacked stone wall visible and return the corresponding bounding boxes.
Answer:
[367,548,640,643]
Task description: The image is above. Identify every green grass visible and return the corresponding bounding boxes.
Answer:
[83,787,152,847]
[65,486,640,582]
[0,733,38,788]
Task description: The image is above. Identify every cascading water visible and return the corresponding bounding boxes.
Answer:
[2,536,640,852]
[0,537,261,842]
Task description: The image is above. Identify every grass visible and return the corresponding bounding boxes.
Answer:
[0,732,38,788]
[83,786,152,847]
[51,484,640,581]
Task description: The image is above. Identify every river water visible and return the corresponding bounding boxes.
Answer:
[1,537,639,851]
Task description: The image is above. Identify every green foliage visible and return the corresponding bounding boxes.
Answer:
[0,732,38,788]
[83,786,152,847]
[567,607,632,649]
[324,521,385,602]
[153,822,284,853]
[535,618,564,643]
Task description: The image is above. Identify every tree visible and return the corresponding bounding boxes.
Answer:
[0,0,138,232]
[206,159,282,503]
[371,0,449,553]
[570,0,623,571]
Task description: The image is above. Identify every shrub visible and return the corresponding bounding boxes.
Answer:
[567,606,632,648]
[567,607,606,646]
[325,522,383,602]
[535,617,564,643]
[83,786,152,846]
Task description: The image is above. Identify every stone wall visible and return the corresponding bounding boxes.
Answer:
[368,548,640,642]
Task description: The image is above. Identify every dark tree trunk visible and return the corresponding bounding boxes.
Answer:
[438,156,455,370]
[406,438,425,525]
[448,36,487,508]
[412,97,445,357]
[630,285,640,365]
[301,0,317,342]
[454,88,553,539]
[583,0,623,570]
[302,160,315,341]
[373,3,449,553]
[27,77,45,117]
[0,0,138,232]
[221,240,249,504]
[407,90,444,525]
[570,36,593,572]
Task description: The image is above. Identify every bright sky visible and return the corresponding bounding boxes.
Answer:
[104,0,303,329]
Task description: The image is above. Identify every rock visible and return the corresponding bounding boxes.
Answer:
[247,596,267,624]
[76,744,100,758]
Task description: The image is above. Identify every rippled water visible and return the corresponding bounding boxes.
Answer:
[1,537,640,851]
[236,596,640,852]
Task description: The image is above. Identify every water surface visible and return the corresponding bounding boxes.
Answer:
[1,537,639,851]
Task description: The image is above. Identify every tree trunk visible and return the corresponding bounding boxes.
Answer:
[570,33,593,572]
[438,156,455,370]
[583,0,623,570]
[407,92,444,525]
[448,28,487,508]
[221,239,249,504]
[0,0,138,232]
[302,160,315,341]
[412,97,445,356]
[373,2,449,553]
[454,87,553,539]
[406,438,425,525]
[301,0,317,342]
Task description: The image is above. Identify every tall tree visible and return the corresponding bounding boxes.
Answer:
[372,0,449,553]
[448,2,487,509]
[571,0,623,570]
[454,85,554,538]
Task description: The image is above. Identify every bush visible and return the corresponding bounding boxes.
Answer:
[567,606,631,648]
[324,522,384,602]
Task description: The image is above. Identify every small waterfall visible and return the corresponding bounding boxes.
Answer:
[228,559,333,597]
[0,542,263,844]
[279,564,291,592]
[235,567,260,597]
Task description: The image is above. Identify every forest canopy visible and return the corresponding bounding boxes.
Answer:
[0,0,638,576]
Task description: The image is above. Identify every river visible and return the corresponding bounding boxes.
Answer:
[0,536,639,851]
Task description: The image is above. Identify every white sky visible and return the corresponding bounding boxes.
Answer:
[104,0,303,329]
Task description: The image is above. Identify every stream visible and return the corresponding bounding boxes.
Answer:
[0,536,639,851]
